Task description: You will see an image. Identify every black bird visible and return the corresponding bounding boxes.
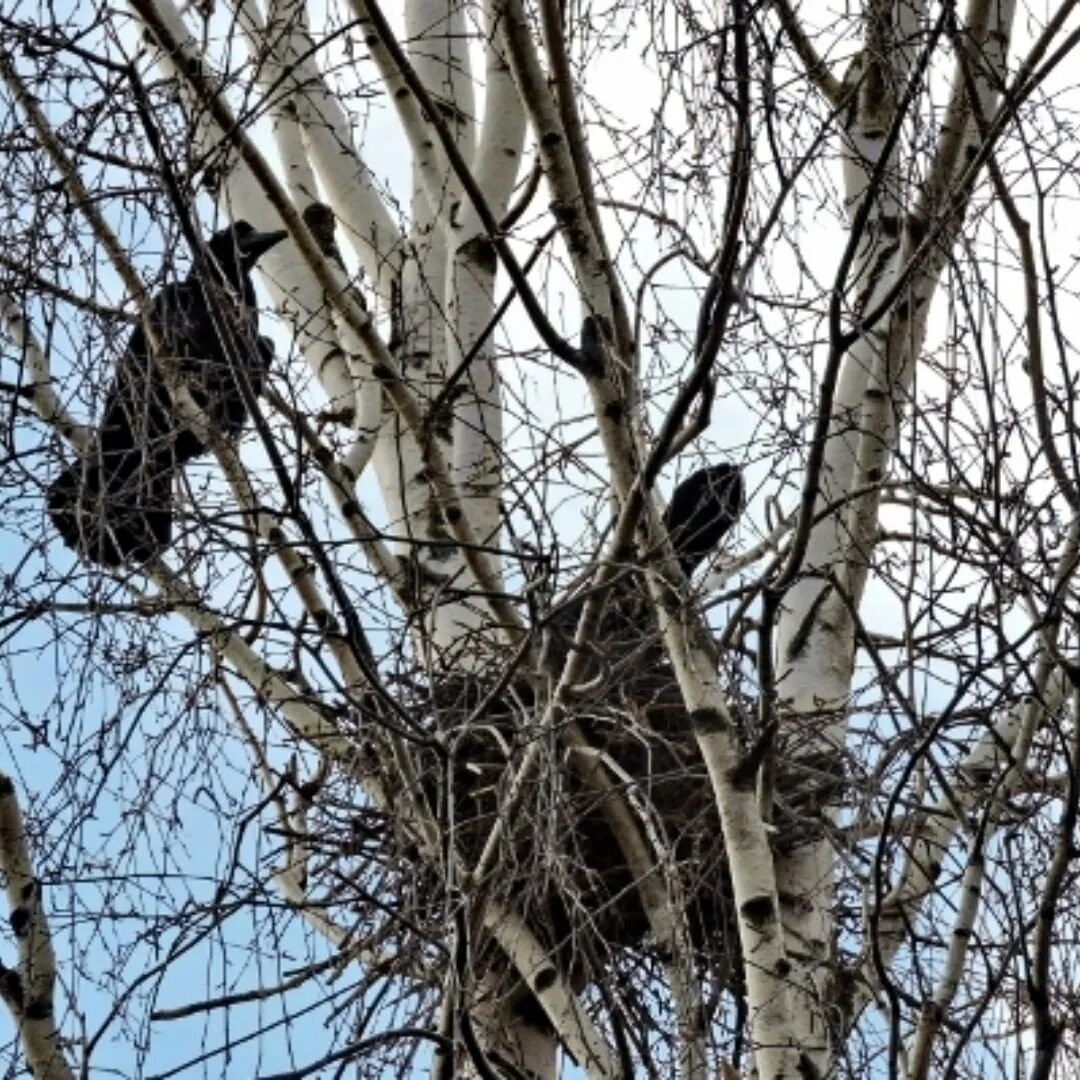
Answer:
[48,221,287,567]
[663,463,744,574]
[546,463,745,682]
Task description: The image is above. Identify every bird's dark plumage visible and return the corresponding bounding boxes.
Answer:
[48,221,286,566]
[663,463,744,573]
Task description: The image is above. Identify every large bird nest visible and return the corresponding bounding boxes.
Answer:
[404,568,844,1005]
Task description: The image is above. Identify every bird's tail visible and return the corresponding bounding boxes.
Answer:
[48,454,174,568]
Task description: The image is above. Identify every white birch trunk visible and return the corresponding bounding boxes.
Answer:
[773,1,1018,1068]
[355,0,510,665]
[0,776,74,1080]
[438,2,527,665]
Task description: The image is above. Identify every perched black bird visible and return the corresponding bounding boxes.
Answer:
[663,463,744,574]
[546,463,745,682]
[48,221,287,566]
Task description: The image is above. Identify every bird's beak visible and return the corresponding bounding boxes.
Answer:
[239,228,288,264]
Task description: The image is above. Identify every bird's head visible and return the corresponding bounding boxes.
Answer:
[663,463,745,573]
[204,220,288,283]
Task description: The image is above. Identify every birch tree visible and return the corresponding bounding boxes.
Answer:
[2,0,1080,1076]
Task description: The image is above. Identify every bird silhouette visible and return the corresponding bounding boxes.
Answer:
[48,221,286,567]
[545,463,745,682]
[663,462,744,574]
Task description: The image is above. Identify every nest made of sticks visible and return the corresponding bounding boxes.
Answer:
[401,565,845,1008]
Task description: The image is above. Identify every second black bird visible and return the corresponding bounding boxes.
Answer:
[49,221,286,567]
[546,463,745,683]
[663,462,744,574]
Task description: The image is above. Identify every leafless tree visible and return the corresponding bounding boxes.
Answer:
[2,0,1080,1076]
